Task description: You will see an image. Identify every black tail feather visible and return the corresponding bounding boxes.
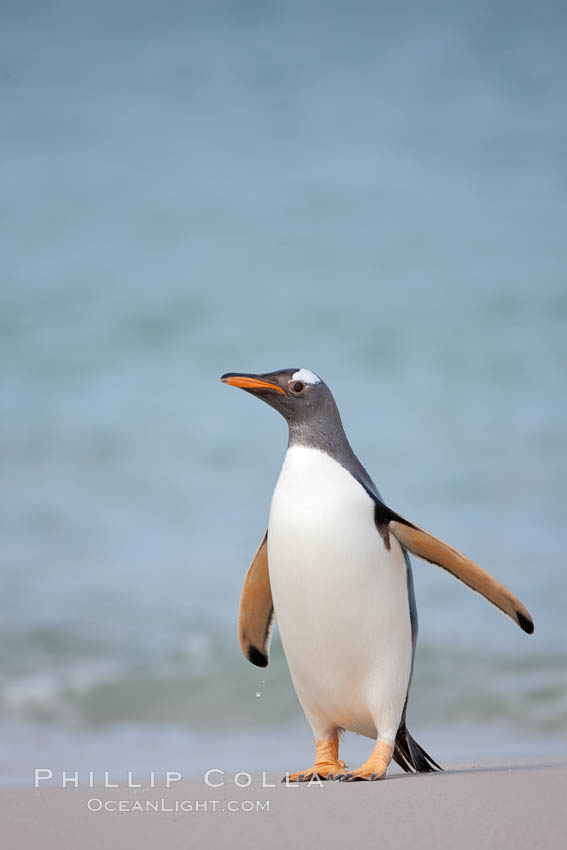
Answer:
[393,724,442,773]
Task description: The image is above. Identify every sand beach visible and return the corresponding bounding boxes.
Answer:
[2,758,565,849]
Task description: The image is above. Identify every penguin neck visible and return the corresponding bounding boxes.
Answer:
[287,413,377,496]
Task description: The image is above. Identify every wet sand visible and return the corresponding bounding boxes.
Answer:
[1,758,564,849]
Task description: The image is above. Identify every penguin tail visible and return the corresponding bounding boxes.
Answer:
[393,724,442,773]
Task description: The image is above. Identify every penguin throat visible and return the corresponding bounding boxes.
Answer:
[287,420,379,504]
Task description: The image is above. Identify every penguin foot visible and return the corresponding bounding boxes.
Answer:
[283,733,347,782]
[342,740,393,782]
[283,760,347,782]
[342,762,387,781]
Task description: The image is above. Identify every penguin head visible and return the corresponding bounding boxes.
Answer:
[220,368,337,428]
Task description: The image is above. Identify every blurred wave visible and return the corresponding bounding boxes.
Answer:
[0,625,565,734]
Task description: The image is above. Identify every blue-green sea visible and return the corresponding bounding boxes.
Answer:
[1,0,566,785]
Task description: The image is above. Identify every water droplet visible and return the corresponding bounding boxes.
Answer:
[255,691,261,698]
[261,679,266,684]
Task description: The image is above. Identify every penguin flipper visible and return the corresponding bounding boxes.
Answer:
[388,518,534,634]
[238,531,274,667]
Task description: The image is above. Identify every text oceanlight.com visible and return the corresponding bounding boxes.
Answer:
[86,798,270,813]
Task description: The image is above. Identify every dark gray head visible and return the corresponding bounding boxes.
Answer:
[221,367,337,433]
[220,367,378,494]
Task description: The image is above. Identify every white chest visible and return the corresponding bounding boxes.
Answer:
[269,444,374,541]
[267,446,397,607]
[266,446,413,737]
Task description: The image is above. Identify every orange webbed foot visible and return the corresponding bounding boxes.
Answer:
[340,740,393,782]
[283,759,347,782]
[282,734,346,782]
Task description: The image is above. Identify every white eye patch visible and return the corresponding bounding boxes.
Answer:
[291,369,321,385]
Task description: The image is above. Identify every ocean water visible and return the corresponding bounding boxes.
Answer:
[1,0,566,785]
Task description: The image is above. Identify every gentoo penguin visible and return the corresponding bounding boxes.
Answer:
[221,368,534,782]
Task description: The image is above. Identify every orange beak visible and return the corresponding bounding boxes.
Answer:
[220,373,285,395]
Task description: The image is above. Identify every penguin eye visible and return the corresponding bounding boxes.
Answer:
[289,380,305,395]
